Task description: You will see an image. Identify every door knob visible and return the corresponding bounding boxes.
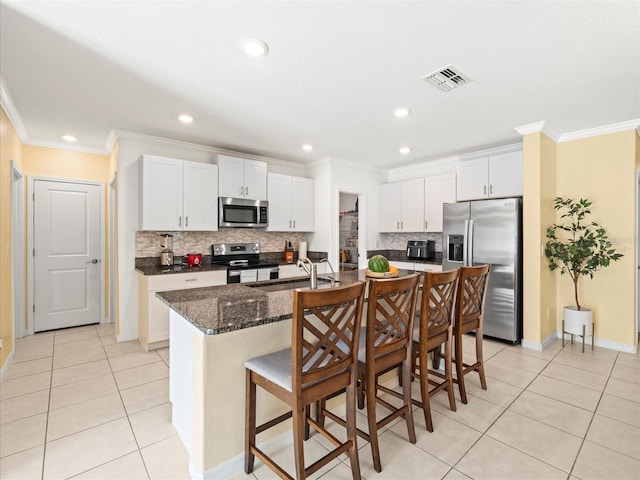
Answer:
[86,259,99,264]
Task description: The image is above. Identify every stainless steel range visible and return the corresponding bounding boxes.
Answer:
[212,243,279,284]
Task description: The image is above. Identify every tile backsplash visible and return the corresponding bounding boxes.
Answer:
[383,232,443,252]
[136,230,307,257]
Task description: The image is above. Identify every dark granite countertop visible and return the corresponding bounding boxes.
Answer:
[156,269,418,336]
[367,250,442,265]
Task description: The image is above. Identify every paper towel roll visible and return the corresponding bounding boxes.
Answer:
[299,241,308,260]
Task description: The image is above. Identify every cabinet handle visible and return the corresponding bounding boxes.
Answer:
[397,221,400,230]
[293,220,296,228]
[401,221,404,230]
[179,216,182,227]
[490,185,493,195]
[185,216,189,227]
[289,220,292,228]
[425,220,428,231]
[483,185,487,195]
[245,186,249,196]
[240,186,244,196]
[185,278,197,282]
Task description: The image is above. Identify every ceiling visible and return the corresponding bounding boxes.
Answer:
[1,1,639,169]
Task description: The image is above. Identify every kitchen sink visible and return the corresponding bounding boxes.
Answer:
[250,277,337,292]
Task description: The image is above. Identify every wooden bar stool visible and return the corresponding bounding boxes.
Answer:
[453,264,490,404]
[411,269,459,432]
[244,282,366,480]
[318,273,420,473]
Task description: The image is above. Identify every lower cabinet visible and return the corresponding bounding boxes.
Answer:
[389,261,443,273]
[138,270,226,350]
[278,262,328,279]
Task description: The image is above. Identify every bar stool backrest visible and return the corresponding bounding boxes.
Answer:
[419,269,459,343]
[454,264,490,335]
[292,282,366,399]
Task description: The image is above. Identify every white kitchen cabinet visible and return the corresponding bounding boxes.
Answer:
[218,155,267,201]
[138,270,226,350]
[267,173,314,231]
[389,261,415,271]
[456,150,522,201]
[379,178,425,232]
[389,261,442,273]
[139,155,218,231]
[279,264,304,279]
[424,173,456,232]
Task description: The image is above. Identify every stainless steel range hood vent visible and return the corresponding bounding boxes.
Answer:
[422,65,473,92]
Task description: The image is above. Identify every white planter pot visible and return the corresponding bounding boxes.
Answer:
[563,306,593,336]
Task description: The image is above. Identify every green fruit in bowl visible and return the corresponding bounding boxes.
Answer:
[368,255,389,273]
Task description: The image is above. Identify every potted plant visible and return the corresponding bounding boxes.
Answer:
[544,197,623,349]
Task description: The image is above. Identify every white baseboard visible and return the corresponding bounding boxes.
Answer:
[521,331,558,352]
[190,430,293,480]
[0,349,15,382]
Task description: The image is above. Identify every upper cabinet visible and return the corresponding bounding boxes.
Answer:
[424,173,456,232]
[267,173,314,231]
[218,155,267,201]
[456,150,522,201]
[139,155,218,231]
[379,178,425,232]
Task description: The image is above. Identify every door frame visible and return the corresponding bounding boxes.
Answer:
[11,162,25,339]
[109,173,117,325]
[27,176,106,334]
[334,188,366,270]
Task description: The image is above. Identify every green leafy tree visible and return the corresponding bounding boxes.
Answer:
[545,197,623,310]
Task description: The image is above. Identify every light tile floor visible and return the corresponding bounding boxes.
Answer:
[1,324,639,479]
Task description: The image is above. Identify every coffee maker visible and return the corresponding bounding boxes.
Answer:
[160,234,174,266]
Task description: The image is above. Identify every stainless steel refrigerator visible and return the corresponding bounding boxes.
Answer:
[443,198,522,343]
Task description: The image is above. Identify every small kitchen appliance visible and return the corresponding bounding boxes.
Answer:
[406,240,435,260]
[185,253,203,267]
[218,197,268,228]
[160,234,174,266]
[212,243,279,283]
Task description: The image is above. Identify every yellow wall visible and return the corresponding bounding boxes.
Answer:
[555,130,637,346]
[0,110,112,373]
[522,132,558,345]
[0,108,24,371]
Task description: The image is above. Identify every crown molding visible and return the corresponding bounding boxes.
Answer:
[457,142,523,162]
[514,121,560,142]
[389,155,458,178]
[104,130,118,155]
[23,138,112,156]
[0,76,28,143]
[557,118,640,143]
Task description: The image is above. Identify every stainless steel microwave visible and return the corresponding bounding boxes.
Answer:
[218,197,268,228]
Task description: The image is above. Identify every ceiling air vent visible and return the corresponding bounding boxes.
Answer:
[422,65,472,92]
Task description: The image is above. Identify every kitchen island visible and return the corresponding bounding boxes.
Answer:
[156,269,416,479]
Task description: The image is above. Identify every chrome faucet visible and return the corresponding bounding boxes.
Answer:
[320,258,336,286]
[297,258,318,289]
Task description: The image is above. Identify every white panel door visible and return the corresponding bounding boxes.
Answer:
[379,182,401,232]
[218,155,246,198]
[400,178,425,232]
[34,180,101,332]
[139,155,183,230]
[183,161,218,231]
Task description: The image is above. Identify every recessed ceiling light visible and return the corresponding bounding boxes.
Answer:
[240,38,269,57]
[302,144,313,151]
[399,146,412,155]
[62,134,77,143]
[393,107,411,118]
[178,114,194,124]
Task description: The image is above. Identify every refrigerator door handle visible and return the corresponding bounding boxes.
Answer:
[467,219,474,266]
[463,220,469,266]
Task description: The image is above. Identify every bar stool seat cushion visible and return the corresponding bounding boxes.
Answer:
[245,349,292,392]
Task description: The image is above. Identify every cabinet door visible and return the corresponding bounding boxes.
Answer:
[139,155,183,230]
[218,155,246,198]
[183,162,218,231]
[457,157,489,201]
[400,178,425,232]
[279,264,304,279]
[489,151,522,198]
[243,159,267,200]
[267,173,293,231]
[379,182,401,232]
[291,176,314,231]
[425,173,456,232]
